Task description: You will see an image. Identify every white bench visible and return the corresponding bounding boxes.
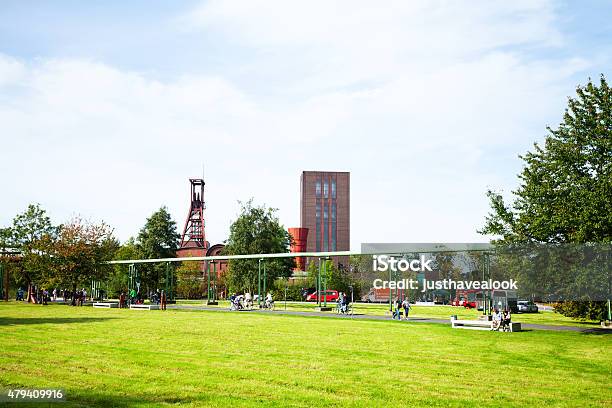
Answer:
[93,302,118,308]
[451,318,521,332]
[129,304,159,310]
[452,319,493,330]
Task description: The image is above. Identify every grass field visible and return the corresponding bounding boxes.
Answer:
[1,303,610,407]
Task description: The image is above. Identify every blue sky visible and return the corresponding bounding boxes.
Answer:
[1,1,611,249]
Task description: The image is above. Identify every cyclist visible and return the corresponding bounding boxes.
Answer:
[265,292,274,309]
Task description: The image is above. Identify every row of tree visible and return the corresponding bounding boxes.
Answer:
[0,200,359,301]
[0,205,117,301]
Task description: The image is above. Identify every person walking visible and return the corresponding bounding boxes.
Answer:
[393,297,402,320]
[342,292,350,314]
[402,298,411,320]
[160,290,167,310]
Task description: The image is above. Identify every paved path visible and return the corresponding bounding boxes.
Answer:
[167,304,607,333]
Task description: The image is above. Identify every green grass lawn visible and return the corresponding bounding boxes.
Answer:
[1,303,610,407]
[177,300,602,327]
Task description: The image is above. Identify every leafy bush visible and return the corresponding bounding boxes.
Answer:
[553,301,608,322]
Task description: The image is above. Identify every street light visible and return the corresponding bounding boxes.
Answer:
[207,261,218,305]
[284,277,288,310]
[263,260,267,300]
[317,257,322,307]
[258,258,263,308]
[323,257,330,308]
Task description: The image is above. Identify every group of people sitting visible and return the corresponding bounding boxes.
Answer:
[491,308,512,331]
[229,292,272,310]
[117,289,167,309]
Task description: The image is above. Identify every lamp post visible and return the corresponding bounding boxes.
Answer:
[207,261,211,302]
[323,257,330,308]
[263,261,267,301]
[284,278,288,310]
[258,258,263,308]
[389,258,393,313]
[317,257,322,307]
[207,261,218,306]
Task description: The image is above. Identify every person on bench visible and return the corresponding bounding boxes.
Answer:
[491,308,502,331]
[501,309,512,331]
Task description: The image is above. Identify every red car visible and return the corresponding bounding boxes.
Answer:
[306,290,339,302]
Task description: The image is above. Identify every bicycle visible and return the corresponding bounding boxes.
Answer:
[262,300,275,311]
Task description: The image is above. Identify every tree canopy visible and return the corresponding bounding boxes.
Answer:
[224,200,294,293]
[134,206,180,292]
[42,218,118,291]
[481,75,611,244]
[6,204,58,298]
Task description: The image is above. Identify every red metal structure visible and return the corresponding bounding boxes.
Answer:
[288,227,308,271]
[178,179,208,256]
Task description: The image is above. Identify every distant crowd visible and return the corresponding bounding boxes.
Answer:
[15,287,91,306]
[117,289,167,310]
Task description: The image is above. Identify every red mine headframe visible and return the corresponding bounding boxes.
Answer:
[179,178,208,251]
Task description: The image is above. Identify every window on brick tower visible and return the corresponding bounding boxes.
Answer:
[331,201,336,251]
[323,204,328,251]
[331,179,336,198]
[323,180,328,198]
[316,181,321,197]
[316,200,321,252]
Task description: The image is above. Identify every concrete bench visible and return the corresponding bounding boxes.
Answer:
[93,302,118,308]
[451,318,521,332]
[129,304,159,310]
[452,319,493,330]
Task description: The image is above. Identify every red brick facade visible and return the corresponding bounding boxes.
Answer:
[300,171,350,266]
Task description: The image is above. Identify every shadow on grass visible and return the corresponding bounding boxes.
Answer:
[0,317,117,326]
[580,328,612,335]
[63,393,190,407]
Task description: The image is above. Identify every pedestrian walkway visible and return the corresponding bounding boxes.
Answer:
[167,304,602,333]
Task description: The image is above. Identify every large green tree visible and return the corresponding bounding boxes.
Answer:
[480,76,611,320]
[224,200,294,293]
[42,218,118,293]
[135,206,180,293]
[8,204,58,301]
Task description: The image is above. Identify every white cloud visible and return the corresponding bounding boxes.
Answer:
[0,1,603,249]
